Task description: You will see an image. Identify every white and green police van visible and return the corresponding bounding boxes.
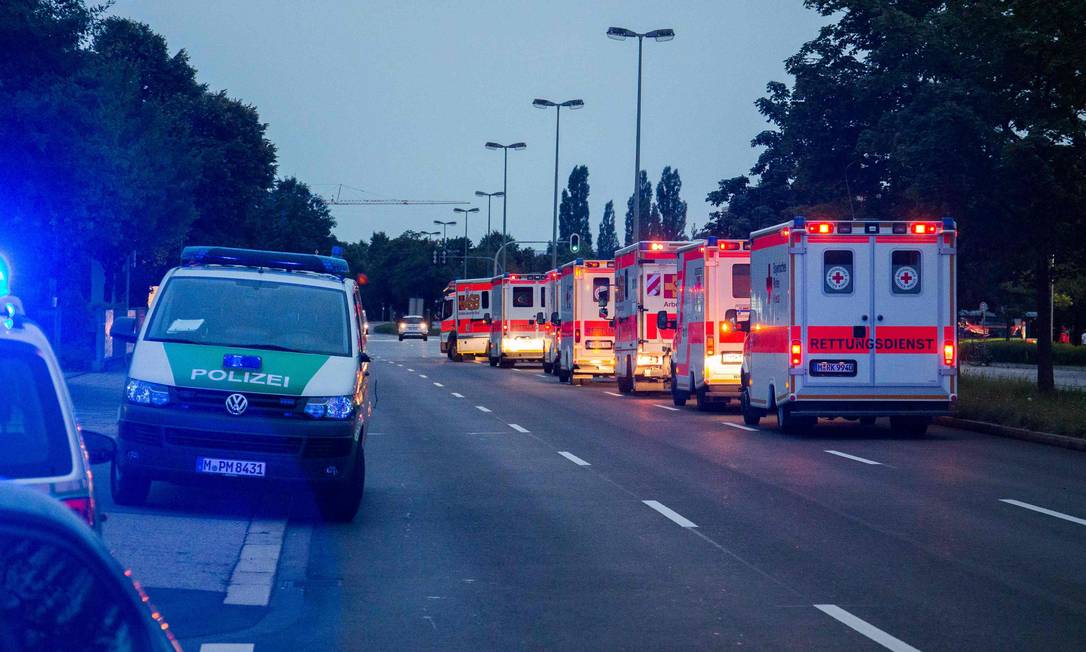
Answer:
[110,247,373,520]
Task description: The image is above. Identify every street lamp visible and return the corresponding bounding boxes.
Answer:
[433,219,456,243]
[453,207,480,277]
[473,190,505,238]
[484,141,526,273]
[607,26,674,243]
[533,98,584,270]
[423,230,441,241]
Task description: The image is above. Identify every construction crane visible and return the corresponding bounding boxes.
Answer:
[320,184,469,206]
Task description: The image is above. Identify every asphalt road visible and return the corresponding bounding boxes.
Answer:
[70,334,1086,651]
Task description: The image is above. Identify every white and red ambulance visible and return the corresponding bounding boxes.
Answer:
[439,277,493,361]
[613,241,685,393]
[668,238,751,410]
[487,273,548,368]
[555,259,615,384]
[542,269,561,375]
[740,217,957,434]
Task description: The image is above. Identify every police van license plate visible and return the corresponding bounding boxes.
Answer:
[810,360,857,377]
[196,457,266,477]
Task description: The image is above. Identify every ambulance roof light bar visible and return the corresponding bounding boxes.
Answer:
[181,247,349,278]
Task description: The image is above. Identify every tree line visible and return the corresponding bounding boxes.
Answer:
[1,0,336,363]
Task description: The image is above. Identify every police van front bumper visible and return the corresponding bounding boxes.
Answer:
[116,403,363,487]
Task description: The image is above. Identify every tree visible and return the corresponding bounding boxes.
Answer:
[597,200,619,260]
[655,166,687,240]
[258,177,336,254]
[624,171,653,244]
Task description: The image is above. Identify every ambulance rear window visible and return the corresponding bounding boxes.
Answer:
[891,251,922,294]
[513,287,533,308]
[823,251,853,294]
[732,264,751,298]
[480,291,489,310]
[540,287,546,307]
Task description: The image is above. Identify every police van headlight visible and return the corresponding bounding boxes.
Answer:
[304,395,354,420]
[125,379,170,407]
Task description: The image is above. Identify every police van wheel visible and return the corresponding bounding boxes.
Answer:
[423,335,428,342]
[319,451,365,522]
[617,359,634,394]
[398,335,404,341]
[740,390,761,426]
[111,461,150,506]
[890,416,929,437]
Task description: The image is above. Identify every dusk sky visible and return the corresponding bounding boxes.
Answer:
[108,1,830,250]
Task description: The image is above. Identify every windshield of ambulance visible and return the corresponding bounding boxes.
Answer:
[146,276,352,357]
[0,341,72,479]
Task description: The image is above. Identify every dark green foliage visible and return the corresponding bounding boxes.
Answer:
[624,171,653,244]
[558,165,592,260]
[597,201,619,260]
[655,166,687,240]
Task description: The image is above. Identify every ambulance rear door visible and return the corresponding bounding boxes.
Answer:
[871,234,941,386]
[640,262,677,346]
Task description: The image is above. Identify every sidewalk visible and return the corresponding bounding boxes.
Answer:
[961,363,1086,391]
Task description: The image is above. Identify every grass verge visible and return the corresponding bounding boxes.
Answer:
[955,375,1086,439]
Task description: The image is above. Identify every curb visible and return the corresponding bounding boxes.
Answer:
[935,416,1086,452]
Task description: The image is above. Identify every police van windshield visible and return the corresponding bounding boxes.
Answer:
[146,276,352,357]
[0,342,72,479]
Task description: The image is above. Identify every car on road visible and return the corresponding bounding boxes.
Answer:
[397,314,429,341]
[0,483,181,651]
[109,247,374,521]
[0,296,115,532]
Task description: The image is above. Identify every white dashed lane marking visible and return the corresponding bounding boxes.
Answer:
[557,451,590,466]
[1000,499,1086,527]
[433,382,444,387]
[451,392,464,398]
[507,423,529,433]
[814,604,921,652]
[654,404,680,412]
[722,422,758,432]
[824,450,882,466]
[475,406,492,413]
[407,368,415,372]
[603,391,623,397]
[419,374,428,378]
[200,645,254,652]
[642,500,697,528]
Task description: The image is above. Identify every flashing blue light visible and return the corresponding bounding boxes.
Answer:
[792,216,806,228]
[223,354,262,370]
[125,379,170,406]
[0,253,10,297]
[706,236,718,246]
[181,246,350,278]
[2,302,14,330]
[304,401,327,419]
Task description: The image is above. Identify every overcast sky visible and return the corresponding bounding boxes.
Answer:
[108,1,829,250]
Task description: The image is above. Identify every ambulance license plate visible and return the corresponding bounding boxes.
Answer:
[196,457,266,477]
[810,360,857,377]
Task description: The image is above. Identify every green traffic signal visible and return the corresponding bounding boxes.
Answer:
[569,233,581,254]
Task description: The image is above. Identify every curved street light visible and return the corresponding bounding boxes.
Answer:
[453,207,480,277]
[484,142,526,272]
[533,98,584,270]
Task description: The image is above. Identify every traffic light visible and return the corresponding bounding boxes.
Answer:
[441,249,448,264]
[569,233,581,254]
[433,250,438,264]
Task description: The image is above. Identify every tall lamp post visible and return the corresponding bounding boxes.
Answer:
[533,98,584,270]
[484,141,526,273]
[473,190,504,240]
[453,207,480,277]
[606,26,674,243]
[434,219,456,243]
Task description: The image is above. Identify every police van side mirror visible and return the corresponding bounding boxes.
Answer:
[109,316,139,342]
[359,352,371,364]
[550,312,560,326]
[81,430,116,465]
[535,312,546,325]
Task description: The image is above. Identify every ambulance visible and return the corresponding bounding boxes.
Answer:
[486,272,548,368]
[108,247,374,521]
[541,270,561,375]
[439,277,492,361]
[555,259,616,384]
[668,238,751,409]
[613,241,685,393]
[740,217,957,434]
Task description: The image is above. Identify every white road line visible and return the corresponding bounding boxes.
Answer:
[722,422,758,432]
[200,645,255,652]
[654,404,680,412]
[407,368,415,372]
[814,604,921,652]
[536,374,549,378]
[433,382,444,387]
[642,500,697,528]
[558,451,590,466]
[419,374,428,378]
[824,450,883,466]
[475,405,491,413]
[1000,499,1086,527]
[451,392,464,398]
[511,368,522,372]
[604,391,623,397]
[508,423,530,433]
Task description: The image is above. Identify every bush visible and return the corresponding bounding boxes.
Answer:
[955,376,1086,439]
[960,340,1086,366]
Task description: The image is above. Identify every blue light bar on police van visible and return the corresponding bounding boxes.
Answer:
[181,247,349,278]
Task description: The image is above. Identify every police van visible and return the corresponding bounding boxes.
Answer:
[667,238,751,410]
[109,247,373,521]
[741,218,957,434]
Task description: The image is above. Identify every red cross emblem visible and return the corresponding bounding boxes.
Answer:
[894,266,918,290]
[826,265,850,291]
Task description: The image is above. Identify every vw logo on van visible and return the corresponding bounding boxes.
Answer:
[225,393,249,416]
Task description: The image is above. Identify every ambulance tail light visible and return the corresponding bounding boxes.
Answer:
[912,223,937,234]
[807,222,833,234]
[943,342,955,367]
[575,327,581,343]
[649,242,664,251]
[790,340,802,367]
[718,241,741,251]
[707,330,715,356]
